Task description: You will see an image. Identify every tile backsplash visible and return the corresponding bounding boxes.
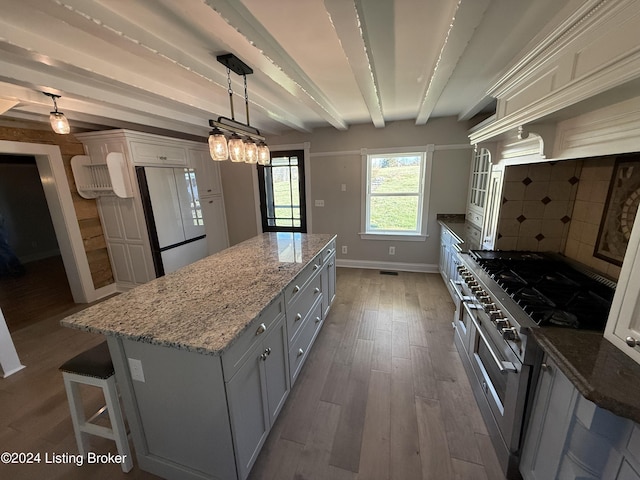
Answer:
[564,157,621,279]
[496,156,623,280]
[496,161,581,253]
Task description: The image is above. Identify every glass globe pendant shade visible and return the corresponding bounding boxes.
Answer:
[228,133,245,162]
[50,111,70,134]
[208,129,228,161]
[244,139,258,164]
[257,142,270,165]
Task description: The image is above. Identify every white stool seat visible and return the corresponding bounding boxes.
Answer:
[60,342,133,473]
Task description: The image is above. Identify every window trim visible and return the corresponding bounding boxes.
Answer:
[359,145,434,241]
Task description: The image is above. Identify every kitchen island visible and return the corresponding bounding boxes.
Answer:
[62,232,337,480]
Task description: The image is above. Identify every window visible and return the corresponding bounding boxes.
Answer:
[361,147,432,240]
[257,150,307,232]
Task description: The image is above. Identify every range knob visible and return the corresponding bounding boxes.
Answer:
[501,326,519,342]
[470,286,483,295]
[488,309,503,321]
[483,302,496,313]
[467,280,479,288]
[495,318,509,329]
[456,265,467,274]
[477,293,490,304]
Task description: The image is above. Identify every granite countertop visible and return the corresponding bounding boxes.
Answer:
[531,328,640,424]
[62,232,336,356]
[437,214,482,251]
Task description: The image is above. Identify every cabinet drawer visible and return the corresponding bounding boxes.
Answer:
[287,273,322,342]
[466,209,483,228]
[130,141,187,166]
[288,298,323,385]
[322,239,336,263]
[465,223,481,243]
[222,295,284,381]
[284,257,322,304]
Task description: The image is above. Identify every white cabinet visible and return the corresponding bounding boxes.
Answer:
[189,148,228,255]
[521,356,640,480]
[606,210,640,364]
[226,313,289,480]
[481,167,504,250]
[189,148,222,196]
[439,224,462,301]
[129,141,187,166]
[467,148,491,228]
[520,357,578,480]
[75,130,229,289]
[323,251,336,318]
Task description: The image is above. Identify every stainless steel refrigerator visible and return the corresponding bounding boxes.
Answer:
[136,166,207,277]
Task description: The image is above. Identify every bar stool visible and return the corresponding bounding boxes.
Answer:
[59,341,133,472]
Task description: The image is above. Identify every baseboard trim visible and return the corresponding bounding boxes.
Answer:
[336,259,439,273]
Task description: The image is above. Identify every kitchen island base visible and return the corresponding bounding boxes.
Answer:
[62,233,337,480]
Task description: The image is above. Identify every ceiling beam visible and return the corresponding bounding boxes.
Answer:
[204,0,348,130]
[415,0,492,125]
[324,0,384,128]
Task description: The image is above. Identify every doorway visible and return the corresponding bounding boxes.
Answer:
[0,155,75,331]
[257,150,307,233]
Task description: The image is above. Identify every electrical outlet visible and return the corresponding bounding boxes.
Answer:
[128,358,145,382]
[389,246,396,255]
[341,245,348,255]
[314,199,325,207]
[341,184,347,192]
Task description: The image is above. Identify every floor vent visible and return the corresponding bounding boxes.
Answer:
[380,270,398,276]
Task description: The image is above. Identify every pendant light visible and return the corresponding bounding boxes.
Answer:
[207,54,270,165]
[208,127,228,161]
[43,92,70,134]
[228,133,245,162]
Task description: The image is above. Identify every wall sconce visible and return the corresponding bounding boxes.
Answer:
[208,54,270,165]
[43,92,70,134]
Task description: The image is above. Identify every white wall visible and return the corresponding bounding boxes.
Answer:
[220,117,473,269]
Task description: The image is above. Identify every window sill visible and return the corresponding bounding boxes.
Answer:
[359,232,428,242]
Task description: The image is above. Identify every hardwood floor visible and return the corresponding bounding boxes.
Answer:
[248,268,505,480]
[0,268,504,480]
[0,255,76,332]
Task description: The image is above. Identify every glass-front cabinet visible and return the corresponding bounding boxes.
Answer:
[467,147,491,228]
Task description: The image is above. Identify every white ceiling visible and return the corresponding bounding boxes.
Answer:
[0,0,572,139]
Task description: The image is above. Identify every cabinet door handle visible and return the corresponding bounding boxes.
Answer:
[313,264,319,271]
[207,189,212,192]
[329,262,334,267]
[314,287,320,294]
[626,337,640,347]
[208,200,213,204]
[256,323,266,335]
[540,363,552,373]
[293,285,300,294]
[315,316,321,324]
[297,348,304,357]
[295,313,302,322]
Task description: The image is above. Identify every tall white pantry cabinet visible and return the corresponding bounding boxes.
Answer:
[75,129,229,290]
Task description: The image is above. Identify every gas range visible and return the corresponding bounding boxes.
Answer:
[449,250,616,479]
[469,250,615,331]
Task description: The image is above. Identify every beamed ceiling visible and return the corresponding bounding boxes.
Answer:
[0,0,573,139]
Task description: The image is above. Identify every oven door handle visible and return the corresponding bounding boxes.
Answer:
[464,302,517,374]
[449,279,473,303]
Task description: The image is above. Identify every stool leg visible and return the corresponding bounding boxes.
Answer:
[63,374,90,456]
[102,376,133,472]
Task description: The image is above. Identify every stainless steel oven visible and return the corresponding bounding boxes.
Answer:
[452,252,542,480]
[451,249,616,479]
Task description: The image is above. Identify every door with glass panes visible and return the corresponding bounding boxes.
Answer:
[257,150,307,232]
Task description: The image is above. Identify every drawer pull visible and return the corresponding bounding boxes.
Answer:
[260,347,272,361]
[315,316,321,324]
[314,287,320,294]
[329,262,334,267]
[159,156,167,161]
[297,348,304,357]
[293,285,300,294]
[256,323,266,335]
[313,264,319,271]
[295,313,302,322]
